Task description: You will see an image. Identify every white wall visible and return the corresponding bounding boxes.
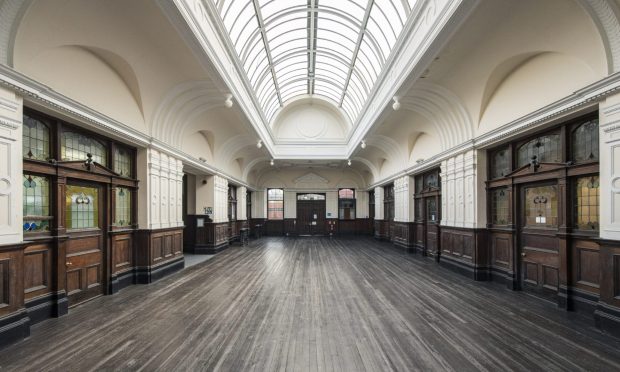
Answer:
[252,190,266,219]
[284,191,296,219]
[0,85,23,244]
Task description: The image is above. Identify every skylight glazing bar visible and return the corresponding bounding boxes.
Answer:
[338,0,374,106]
[307,0,318,94]
[252,0,283,106]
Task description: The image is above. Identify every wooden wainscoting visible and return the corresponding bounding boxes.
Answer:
[595,239,620,336]
[109,231,135,293]
[440,227,489,281]
[0,242,29,348]
[265,220,284,236]
[184,215,229,253]
[135,227,184,283]
[392,222,415,251]
[22,239,63,323]
[374,220,391,240]
[567,238,600,312]
[487,229,515,286]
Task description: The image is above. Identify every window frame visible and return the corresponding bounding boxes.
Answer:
[338,188,356,220]
[267,188,284,220]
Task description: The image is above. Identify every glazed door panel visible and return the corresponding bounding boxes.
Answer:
[65,184,105,306]
[297,200,326,235]
[425,197,440,257]
[519,184,560,298]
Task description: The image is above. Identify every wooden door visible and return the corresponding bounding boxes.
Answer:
[297,200,326,235]
[425,196,440,258]
[519,184,560,299]
[65,183,105,306]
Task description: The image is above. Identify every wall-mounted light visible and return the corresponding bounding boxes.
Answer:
[416,158,424,164]
[199,157,207,162]
[256,140,262,149]
[202,179,207,185]
[360,140,366,149]
[270,159,274,166]
[392,96,401,111]
[347,159,351,166]
[224,93,233,108]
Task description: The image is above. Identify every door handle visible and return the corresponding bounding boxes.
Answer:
[66,261,73,267]
[521,252,526,257]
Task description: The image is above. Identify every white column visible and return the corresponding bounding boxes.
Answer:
[440,149,486,229]
[374,186,384,220]
[0,86,23,244]
[213,175,228,223]
[600,92,620,239]
[356,190,369,218]
[326,190,338,218]
[284,191,296,219]
[237,186,247,220]
[137,147,184,229]
[394,176,413,222]
[252,189,266,219]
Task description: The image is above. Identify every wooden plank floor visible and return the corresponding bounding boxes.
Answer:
[1,237,620,371]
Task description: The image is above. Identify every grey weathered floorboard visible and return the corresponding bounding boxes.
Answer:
[1,236,620,371]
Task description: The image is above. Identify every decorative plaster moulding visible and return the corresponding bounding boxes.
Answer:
[293,172,330,186]
[366,72,620,190]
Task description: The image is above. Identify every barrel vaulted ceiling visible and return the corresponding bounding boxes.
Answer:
[213,0,417,123]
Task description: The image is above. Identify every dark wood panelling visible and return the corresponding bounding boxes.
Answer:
[392,222,415,250]
[440,227,489,281]
[265,220,284,236]
[571,239,600,295]
[135,227,184,283]
[23,243,52,299]
[111,233,133,274]
[184,215,229,253]
[0,243,29,348]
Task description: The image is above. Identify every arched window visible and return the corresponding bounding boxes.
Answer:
[517,134,561,167]
[22,114,50,161]
[572,120,599,163]
[61,131,107,166]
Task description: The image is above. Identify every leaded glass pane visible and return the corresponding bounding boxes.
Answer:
[297,193,326,200]
[427,198,437,223]
[490,148,510,179]
[23,174,51,232]
[575,176,599,230]
[424,173,438,189]
[115,187,132,227]
[114,147,132,177]
[66,185,99,229]
[572,120,599,163]
[524,185,558,227]
[22,115,50,161]
[338,188,354,199]
[491,188,510,225]
[517,135,561,167]
[61,131,107,166]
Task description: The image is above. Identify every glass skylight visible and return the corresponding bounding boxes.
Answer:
[214,0,415,123]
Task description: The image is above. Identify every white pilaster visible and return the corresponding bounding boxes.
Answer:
[326,191,338,218]
[237,186,247,220]
[356,190,369,218]
[284,190,296,219]
[600,92,620,239]
[0,86,22,244]
[374,187,384,220]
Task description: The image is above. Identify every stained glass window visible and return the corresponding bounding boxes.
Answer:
[415,199,423,221]
[424,172,439,189]
[491,188,510,225]
[267,188,284,220]
[415,176,423,194]
[524,185,558,227]
[115,187,131,227]
[575,176,599,230]
[23,174,51,232]
[517,135,561,167]
[22,114,50,161]
[572,120,599,163]
[114,146,132,177]
[490,148,510,179]
[297,193,326,200]
[66,185,99,229]
[228,185,237,221]
[61,131,107,166]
